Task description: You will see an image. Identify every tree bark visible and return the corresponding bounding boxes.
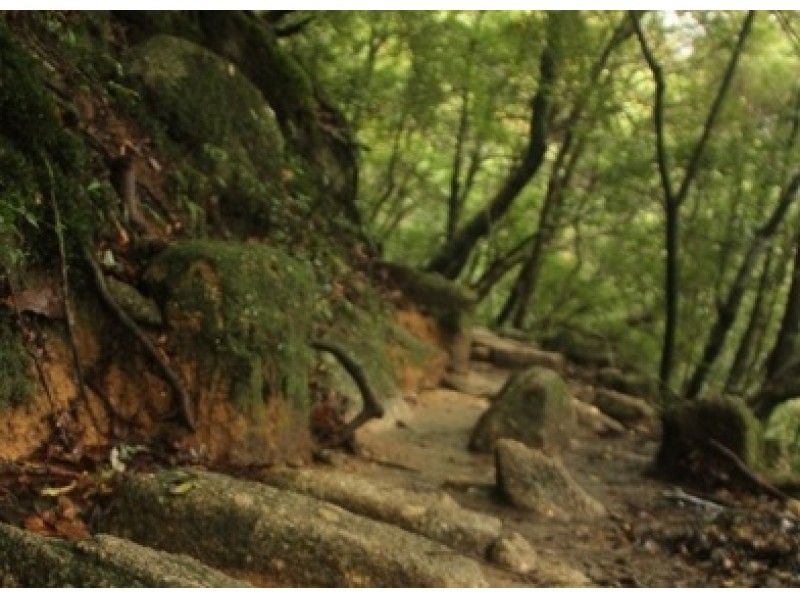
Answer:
[426,13,559,279]
[632,10,755,393]
[684,172,800,398]
[723,248,774,395]
[755,234,800,416]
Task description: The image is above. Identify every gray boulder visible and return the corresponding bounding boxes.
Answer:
[469,367,575,453]
[495,439,606,520]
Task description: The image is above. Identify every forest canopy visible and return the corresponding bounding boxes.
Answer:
[288,10,800,405]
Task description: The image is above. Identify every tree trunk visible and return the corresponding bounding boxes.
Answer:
[632,10,755,393]
[724,249,774,395]
[684,173,800,398]
[755,234,800,417]
[426,13,559,279]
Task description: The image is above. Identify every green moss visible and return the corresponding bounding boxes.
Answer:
[657,396,762,478]
[762,399,800,474]
[127,35,283,173]
[144,240,316,410]
[0,315,33,409]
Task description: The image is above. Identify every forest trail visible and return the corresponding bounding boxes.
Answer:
[3,333,800,587]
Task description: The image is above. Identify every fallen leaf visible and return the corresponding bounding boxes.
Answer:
[40,480,77,497]
[168,480,197,495]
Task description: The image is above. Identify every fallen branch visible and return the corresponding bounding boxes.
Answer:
[708,438,789,502]
[310,340,384,447]
[83,247,195,431]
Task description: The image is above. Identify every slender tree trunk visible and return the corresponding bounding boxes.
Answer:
[447,85,471,242]
[500,133,587,328]
[470,233,534,300]
[755,236,800,417]
[426,13,560,279]
[631,10,755,393]
[684,172,800,398]
[724,249,774,395]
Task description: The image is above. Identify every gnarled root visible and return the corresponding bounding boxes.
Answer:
[310,340,384,448]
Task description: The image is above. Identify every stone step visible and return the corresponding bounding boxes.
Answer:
[0,522,248,587]
[104,469,488,587]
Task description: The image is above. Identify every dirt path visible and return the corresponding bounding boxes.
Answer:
[336,368,727,587]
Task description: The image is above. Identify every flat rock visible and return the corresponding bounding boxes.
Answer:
[469,367,575,453]
[495,439,606,520]
[573,398,625,436]
[593,388,656,428]
[106,469,488,587]
[442,368,509,399]
[0,522,247,587]
[471,328,564,370]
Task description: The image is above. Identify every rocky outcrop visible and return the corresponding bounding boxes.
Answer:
[469,367,575,453]
[495,439,606,520]
[442,367,509,399]
[0,523,248,587]
[106,469,488,587]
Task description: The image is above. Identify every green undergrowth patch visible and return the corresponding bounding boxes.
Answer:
[144,240,317,410]
[0,315,33,409]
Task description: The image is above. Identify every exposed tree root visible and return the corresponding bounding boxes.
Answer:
[310,340,384,448]
[707,438,789,502]
[83,247,196,431]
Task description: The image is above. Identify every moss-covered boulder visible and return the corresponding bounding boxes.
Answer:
[592,388,657,430]
[128,34,290,236]
[763,399,800,473]
[143,240,317,464]
[469,367,575,453]
[656,397,761,479]
[129,34,283,164]
[540,328,614,368]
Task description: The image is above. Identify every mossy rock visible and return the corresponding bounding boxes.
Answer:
[540,328,614,368]
[104,275,163,327]
[128,34,290,236]
[656,397,761,479]
[128,34,283,166]
[143,240,316,411]
[469,367,575,454]
[0,522,248,587]
[762,398,800,474]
